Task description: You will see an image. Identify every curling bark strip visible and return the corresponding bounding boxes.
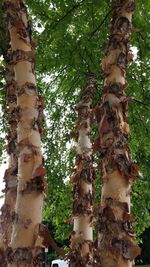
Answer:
[4,0,47,266]
[95,1,141,266]
[0,57,17,267]
[69,74,96,267]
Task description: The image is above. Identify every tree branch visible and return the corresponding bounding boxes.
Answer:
[137,32,150,49]
[89,9,112,39]
[46,0,86,32]
[133,98,150,110]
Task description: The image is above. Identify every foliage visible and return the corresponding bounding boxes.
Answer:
[136,227,150,265]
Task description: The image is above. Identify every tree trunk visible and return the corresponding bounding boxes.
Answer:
[0,57,17,267]
[4,1,47,266]
[69,73,96,267]
[96,1,141,266]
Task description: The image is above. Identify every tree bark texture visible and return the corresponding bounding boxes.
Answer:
[0,58,17,267]
[95,1,141,267]
[3,1,47,266]
[69,74,96,267]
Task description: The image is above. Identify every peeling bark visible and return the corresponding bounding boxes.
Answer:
[95,1,141,267]
[34,224,65,258]
[68,74,96,267]
[3,1,46,266]
[0,56,17,267]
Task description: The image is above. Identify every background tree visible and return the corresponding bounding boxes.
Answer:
[69,73,96,266]
[0,49,17,267]
[0,10,17,267]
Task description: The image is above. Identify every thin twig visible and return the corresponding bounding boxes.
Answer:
[45,0,86,33]
[89,9,112,39]
[133,98,150,110]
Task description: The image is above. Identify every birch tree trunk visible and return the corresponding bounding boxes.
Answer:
[95,1,141,266]
[0,54,17,267]
[69,74,96,267]
[4,1,47,266]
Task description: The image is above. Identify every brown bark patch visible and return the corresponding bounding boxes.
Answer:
[110,238,141,260]
[6,49,35,65]
[6,246,43,265]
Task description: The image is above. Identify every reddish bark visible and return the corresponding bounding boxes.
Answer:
[96,1,141,266]
[3,1,46,266]
[68,74,96,267]
[0,57,17,267]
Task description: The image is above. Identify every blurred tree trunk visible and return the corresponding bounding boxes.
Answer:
[95,1,141,266]
[69,73,96,267]
[0,50,17,267]
[4,1,47,266]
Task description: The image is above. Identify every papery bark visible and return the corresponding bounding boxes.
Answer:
[3,1,47,266]
[0,54,17,267]
[69,74,96,267]
[96,1,141,267]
